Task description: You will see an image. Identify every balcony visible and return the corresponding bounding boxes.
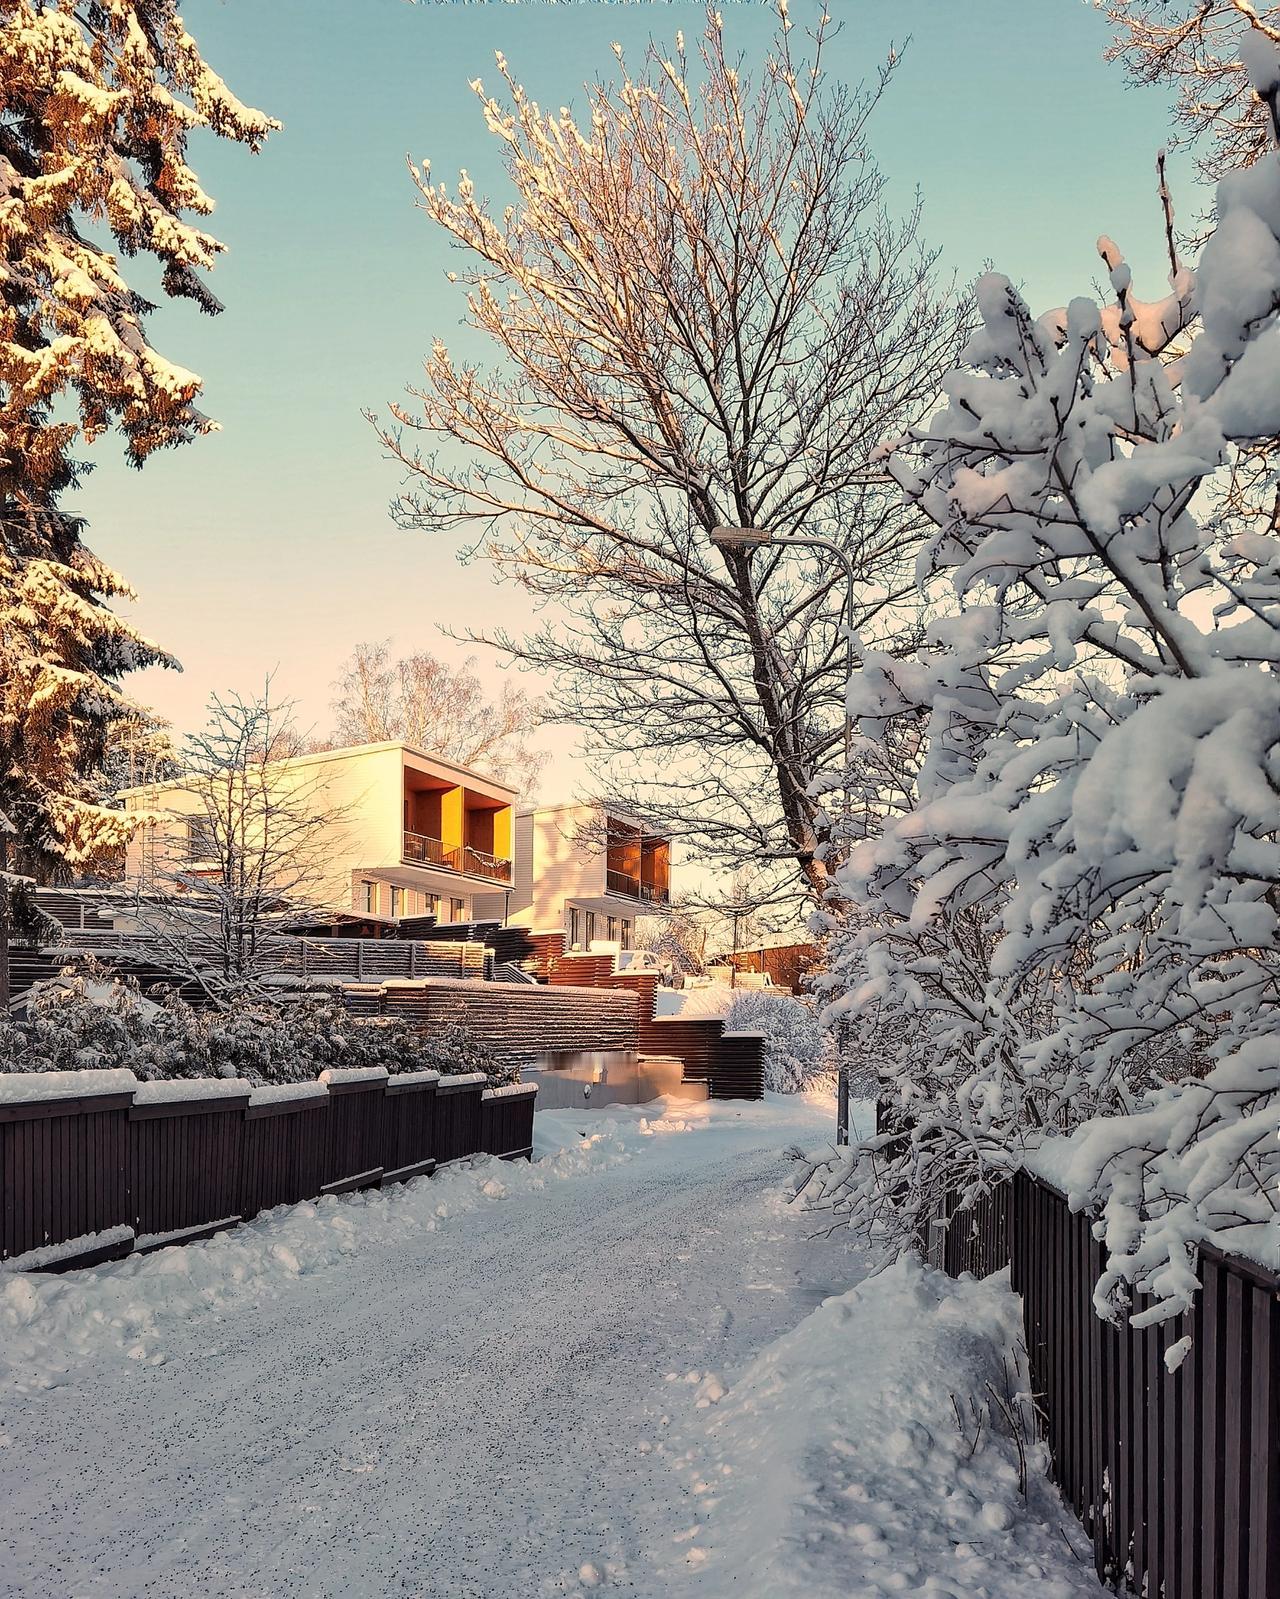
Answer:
[403,831,512,884]
[605,868,670,905]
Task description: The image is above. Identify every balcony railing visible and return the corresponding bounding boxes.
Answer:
[403,832,513,884]
[606,868,670,904]
[404,831,458,870]
[460,844,513,884]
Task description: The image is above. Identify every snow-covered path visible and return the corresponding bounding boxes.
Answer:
[0,1098,869,1598]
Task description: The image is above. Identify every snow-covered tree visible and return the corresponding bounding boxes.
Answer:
[635,900,709,975]
[0,0,276,878]
[816,33,1280,1323]
[374,5,966,903]
[724,989,835,1094]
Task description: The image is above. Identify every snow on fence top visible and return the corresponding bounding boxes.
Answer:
[436,1072,489,1093]
[246,1083,329,1109]
[482,1082,539,1101]
[318,1067,390,1087]
[132,1079,252,1106]
[0,1068,138,1104]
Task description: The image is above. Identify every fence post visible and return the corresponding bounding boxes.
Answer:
[357,939,365,981]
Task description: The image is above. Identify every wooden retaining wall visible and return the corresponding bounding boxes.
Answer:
[345,977,642,1068]
[614,974,764,1100]
[937,1172,1278,1599]
[0,1068,536,1269]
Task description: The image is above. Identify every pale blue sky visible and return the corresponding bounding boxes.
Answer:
[79,0,1190,782]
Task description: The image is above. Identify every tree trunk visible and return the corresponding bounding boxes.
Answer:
[0,833,10,1015]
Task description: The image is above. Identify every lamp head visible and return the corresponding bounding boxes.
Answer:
[709,525,774,551]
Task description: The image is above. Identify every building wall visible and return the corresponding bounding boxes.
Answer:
[123,743,515,920]
[726,942,820,994]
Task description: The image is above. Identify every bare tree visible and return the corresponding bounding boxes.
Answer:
[635,899,710,976]
[326,640,547,789]
[373,8,966,904]
[1104,0,1280,180]
[125,687,347,1003]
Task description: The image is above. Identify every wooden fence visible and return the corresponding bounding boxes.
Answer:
[0,1067,536,1270]
[937,1171,1278,1599]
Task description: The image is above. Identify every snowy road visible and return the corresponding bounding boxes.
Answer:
[1,1098,870,1598]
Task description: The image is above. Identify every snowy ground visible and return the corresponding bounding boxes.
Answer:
[0,1095,1100,1598]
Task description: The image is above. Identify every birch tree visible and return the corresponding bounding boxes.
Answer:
[327,639,547,788]
[375,6,965,902]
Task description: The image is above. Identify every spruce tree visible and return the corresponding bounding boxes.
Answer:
[0,0,276,878]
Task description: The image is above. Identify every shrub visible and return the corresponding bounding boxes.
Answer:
[1,967,511,1087]
[724,991,835,1094]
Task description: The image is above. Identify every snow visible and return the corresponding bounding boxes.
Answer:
[0,1226,135,1275]
[132,1079,250,1106]
[482,1082,538,1100]
[436,1070,489,1091]
[317,1066,390,1087]
[688,1258,1099,1596]
[246,1082,328,1109]
[0,1094,1103,1596]
[652,982,737,1020]
[0,1067,137,1103]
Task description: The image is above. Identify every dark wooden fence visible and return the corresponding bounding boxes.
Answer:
[0,1068,537,1270]
[937,1171,1279,1599]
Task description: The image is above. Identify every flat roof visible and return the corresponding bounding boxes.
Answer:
[119,739,518,801]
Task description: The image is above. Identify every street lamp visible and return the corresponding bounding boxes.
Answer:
[709,523,859,1146]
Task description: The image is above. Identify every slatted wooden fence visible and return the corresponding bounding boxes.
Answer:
[936,1171,1278,1599]
[0,1068,536,1269]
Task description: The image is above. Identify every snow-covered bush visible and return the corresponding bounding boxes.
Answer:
[0,968,510,1087]
[815,37,1280,1323]
[724,991,834,1094]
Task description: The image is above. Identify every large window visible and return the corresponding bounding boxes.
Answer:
[606,916,618,943]
[585,911,597,946]
[390,886,403,919]
[359,881,376,915]
[621,919,632,950]
[569,907,581,948]
[451,897,467,922]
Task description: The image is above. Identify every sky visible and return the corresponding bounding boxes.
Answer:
[75,0,1192,796]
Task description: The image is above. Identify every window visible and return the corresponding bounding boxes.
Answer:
[585,911,597,946]
[569,907,581,948]
[426,893,440,920]
[390,886,403,919]
[359,881,376,915]
[451,897,467,923]
[185,815,216,860]
[621,920,632,950]
[607,916,618,943]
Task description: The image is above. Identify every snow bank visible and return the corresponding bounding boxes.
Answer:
[0,1118,633,1396]
[652,983,736,1021]
[677,1258,1100,1595]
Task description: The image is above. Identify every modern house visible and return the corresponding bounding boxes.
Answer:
[475,803,670,950]
[122,741,517,925]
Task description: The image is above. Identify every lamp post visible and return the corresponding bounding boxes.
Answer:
[709,523,859,1145]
